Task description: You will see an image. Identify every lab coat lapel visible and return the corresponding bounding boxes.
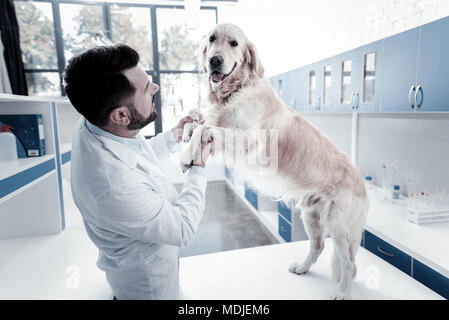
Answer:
[96,135,167,178]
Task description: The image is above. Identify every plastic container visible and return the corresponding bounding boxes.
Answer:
[0,124,18,162]
[392,185,400,200]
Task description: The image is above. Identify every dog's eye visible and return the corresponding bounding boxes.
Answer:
[209,35,215,43]
[230,40,238,47]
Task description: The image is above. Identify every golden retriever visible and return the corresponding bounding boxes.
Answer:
[181,23,369,300]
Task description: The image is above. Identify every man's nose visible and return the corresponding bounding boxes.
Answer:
[152,83,159,94]
[209,55,224,69]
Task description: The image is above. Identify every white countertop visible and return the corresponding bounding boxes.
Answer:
[0,226,441,300]
[365,185,449,279]
[179,238,442,300]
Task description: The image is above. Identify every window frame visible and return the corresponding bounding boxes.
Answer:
[14,0,218,137]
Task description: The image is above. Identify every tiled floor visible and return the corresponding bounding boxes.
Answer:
[177,181,277,257]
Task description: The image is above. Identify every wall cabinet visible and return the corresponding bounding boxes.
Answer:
[381,28,420,112]
[417,17,449,112]
[270,16,449,113]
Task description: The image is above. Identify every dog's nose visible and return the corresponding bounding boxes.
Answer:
[209,55,223,68]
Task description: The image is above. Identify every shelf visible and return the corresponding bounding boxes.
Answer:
[0,93,69,104]
[0,155,56,201]
[0,155,55,181]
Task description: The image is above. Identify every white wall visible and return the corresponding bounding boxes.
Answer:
[218,0,449,77]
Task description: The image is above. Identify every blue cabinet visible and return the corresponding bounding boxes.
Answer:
[381,27,420,112]
[413,259,449,299]
[278,214,291,242]
[244,184,258,210]
[416,17,449,112]
[364,231,412,275]
[278,201,291,222]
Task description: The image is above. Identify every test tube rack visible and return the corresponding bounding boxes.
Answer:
[406,207,449,224]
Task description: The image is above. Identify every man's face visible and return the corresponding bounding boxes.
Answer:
[123,65,160,130]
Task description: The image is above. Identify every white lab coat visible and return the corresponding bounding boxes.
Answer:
[71,118,207,300]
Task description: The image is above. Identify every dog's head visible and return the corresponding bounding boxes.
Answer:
[200,23,264,89]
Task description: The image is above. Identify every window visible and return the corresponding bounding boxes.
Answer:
[157,7,216,132]
[308,71,316,106]
[60,3,105,62]
[323,65,332,106]
[14,1,59,95]
[14,1,217,137]
[160,73,209,133]
[341,60,352,104]
[157,8,216,71]
[363,52,376,102]
[110,5,153,70]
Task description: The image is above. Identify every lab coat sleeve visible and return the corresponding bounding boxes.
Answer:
[96,168,207,247]
[146,130,181,160]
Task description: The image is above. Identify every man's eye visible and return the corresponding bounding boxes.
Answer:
[230,40,238,47]
[209,35,215,43]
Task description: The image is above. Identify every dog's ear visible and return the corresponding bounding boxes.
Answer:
[245,41,264,78]
[199,36,208,73]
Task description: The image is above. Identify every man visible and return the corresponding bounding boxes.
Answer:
[63,44,212,300]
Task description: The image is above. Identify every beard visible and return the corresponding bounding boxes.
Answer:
[127,103,158,131]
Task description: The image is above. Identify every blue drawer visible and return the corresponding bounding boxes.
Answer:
[278,201,291,222]
[278,215,291,242]
[413,259,449,299]
[244,185,258,210]
[364,231,412,275]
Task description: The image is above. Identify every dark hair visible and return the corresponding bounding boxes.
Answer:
[63,44,140,127]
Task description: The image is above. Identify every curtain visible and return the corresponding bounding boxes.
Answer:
[0,0,28,95]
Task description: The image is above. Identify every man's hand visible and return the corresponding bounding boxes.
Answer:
[172,110,204,142]
[171,116,195,143]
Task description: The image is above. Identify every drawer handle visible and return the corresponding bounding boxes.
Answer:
[281,226,288,233]
[377,246,395,259]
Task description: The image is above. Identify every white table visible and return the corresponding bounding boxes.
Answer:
[179,239,443,300]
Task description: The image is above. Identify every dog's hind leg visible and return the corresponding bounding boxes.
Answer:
[289,196,324,275]
[329,229,355,300]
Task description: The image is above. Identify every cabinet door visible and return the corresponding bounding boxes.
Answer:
[356,40,384,112]
[304,62,322,112]
[321,56,340,112]
[416,17,449,112]
[381,27,420,112]
[413,259,449,299]
[334,50,358,112]
[364,231,412,275]
[292,67,306,112]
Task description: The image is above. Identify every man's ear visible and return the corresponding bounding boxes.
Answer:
[109,106,131,126]
[199,36,208,73]
[245,41,264,78]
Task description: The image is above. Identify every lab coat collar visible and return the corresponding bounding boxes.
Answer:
[84,120,167,178]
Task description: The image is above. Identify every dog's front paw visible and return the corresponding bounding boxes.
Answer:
[288,262,310,275]
[182,109,205,143]
[180,160,193,173]
[330,290,351,300]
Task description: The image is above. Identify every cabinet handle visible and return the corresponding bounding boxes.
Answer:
[414,85,423,109]
[281,226,288,233]
[408,85,416,109]
[351,92,360,110]
[377,246,395,259]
